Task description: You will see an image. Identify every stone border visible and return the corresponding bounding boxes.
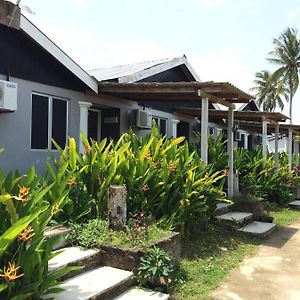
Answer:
[98,232,181,272]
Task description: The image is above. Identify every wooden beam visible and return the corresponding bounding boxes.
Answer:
[198,90,235,109]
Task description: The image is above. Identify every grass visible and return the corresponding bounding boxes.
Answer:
[171,207,300,300]
[270,207,300,227]
[67,219,171,249]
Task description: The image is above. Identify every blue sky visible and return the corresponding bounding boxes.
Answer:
[17,0,300,122]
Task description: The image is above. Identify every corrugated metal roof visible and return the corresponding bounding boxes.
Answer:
[89,57,179,82]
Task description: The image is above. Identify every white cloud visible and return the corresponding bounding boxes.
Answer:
[287,8,298,22]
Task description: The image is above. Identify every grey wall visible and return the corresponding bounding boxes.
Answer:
[0,75,199,174]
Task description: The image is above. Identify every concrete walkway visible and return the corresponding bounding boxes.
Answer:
[211,219,300,300]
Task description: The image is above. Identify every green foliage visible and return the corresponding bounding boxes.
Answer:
[53,125,227,234]
[0,162,74,298]
[137,247,174,288]
[67,218,171,249]
[236,147,293,206]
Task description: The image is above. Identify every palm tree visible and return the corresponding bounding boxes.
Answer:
[251,70,288,112]
[268,28,300,123]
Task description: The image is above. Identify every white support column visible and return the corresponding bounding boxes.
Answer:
[244,133,248,150]
[288,128,293,171]
[79,101,92,153]
[201,96,209,166]
[274,123,279,171]
[171,119,180,138]
[262,119,268,164]
[296,138,299,167]
[228,108,234,199]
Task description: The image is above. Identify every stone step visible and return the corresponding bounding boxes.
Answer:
[289,200,300,210]
[47,266,134,300]
[49,247,101,280]
[214,202,233,216]
[215,211,253,227]
[44,226,71,250]
[238,221,276,237]
[114,286,169,299]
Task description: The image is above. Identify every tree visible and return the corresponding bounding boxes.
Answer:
[251,70,288,112]
[268,27,300,123]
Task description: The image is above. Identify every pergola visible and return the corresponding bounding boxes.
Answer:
[176,109,290,170]
[99,81,253,198]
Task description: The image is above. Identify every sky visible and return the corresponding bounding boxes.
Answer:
[13,0,300,122]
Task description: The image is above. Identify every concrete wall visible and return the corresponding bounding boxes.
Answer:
[0,75,198,174]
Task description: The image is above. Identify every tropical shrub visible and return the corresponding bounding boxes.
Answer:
[52,126,228,234]
[236,148,294,206]
[0,157,75,299]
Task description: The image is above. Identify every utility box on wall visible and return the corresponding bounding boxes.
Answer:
[0,80,17,111]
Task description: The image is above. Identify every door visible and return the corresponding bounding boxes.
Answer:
[88,109,101,142]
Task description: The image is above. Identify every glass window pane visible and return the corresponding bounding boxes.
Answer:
[52,98,67,149]
[160,119,167,135]
[88,110,99,141]
[31,94,48,149]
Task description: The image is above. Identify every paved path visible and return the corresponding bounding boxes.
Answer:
[211,219,300,300]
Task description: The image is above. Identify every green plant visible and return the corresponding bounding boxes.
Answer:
[53,125,227,233]
[0,155,75,299]
[137,247,174,289]
[67,218,171,249]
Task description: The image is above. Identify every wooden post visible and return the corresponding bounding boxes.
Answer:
[108,185,127,230]
[274,123,279,171]
[288,129,293,171]
[200,93,209,166]
[262,119,268,165]
[228,108,234,199]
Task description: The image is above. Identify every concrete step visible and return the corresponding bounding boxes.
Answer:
[238,221,276,237]
[49,247,101,280]
[44,226,71,250]
[214,202,233,216]
[114,286,169,299]
[215,211,253,227]
[289,200,300,210]
[47,266,134,300]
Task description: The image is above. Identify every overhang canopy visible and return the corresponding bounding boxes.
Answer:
[176,109,289,123]
[98,81,253,108]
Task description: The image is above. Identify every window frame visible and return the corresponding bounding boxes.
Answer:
[152,116,168,136]
[30,92,69,151]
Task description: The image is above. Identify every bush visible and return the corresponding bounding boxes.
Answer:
[0,156,76,299]
[137,246,174,290]
[52,125,228,234]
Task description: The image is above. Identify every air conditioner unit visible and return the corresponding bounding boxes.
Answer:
[0,80,17,111]
[135,109,151,129]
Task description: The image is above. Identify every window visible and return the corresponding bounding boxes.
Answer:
[153,117,167,136]
[31,93,68,150]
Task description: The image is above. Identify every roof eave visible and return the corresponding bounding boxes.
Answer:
[19,15,98,93]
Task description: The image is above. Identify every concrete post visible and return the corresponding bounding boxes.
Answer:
[262,120,268,165]
[108,185,127,230]
[288,129,293,171]
[201,96,209,166]
[274,123,279,171]
[79,101,92,153]
[171,119,180,138]
[228,108,234,199]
